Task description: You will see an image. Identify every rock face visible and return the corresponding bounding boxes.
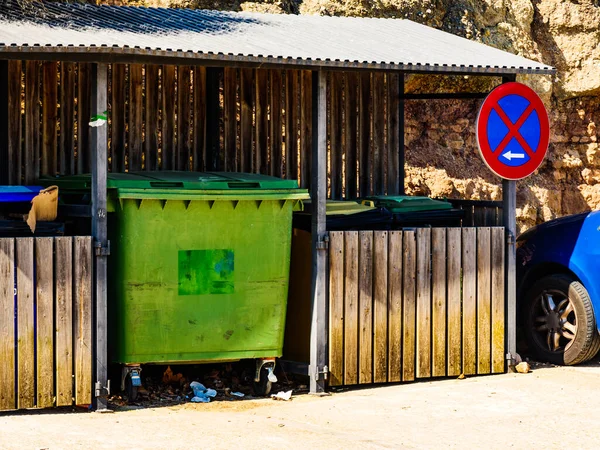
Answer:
[95,0,600,231]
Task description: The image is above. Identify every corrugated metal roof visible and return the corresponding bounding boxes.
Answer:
[0,2,555,75]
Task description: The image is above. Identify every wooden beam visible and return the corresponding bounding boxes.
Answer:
[309,70,327,394]
[399,74,405,195]
[91,63,109,411]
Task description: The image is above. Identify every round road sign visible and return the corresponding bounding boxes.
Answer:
[476,82,549,180]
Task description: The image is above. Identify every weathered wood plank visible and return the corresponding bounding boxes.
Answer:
[55,237,73,407]
[344,231,359,385]
[416,228,431,379]
[110,63,126,172]
[373,231,388,383]
[285,70,299,181]
[240,68,254,173]
[77,63,91,174]
[161,65,176,170]
[372,73,385,195]
[270,70,283,178]
[60,62,76,175]
[16,238,35,409]
[402,230,416,382]
[330,72,343,200]
[386,73,400,195]
[432,228,447,378]
[193,66,206,171]
[255,69,268,174]
[388,231,403,382]
[25,61,40,184]
[223,68,237,172]
[7,61,22,185]
[462,227,477,376]
[300,70,312,188]
[477,227,492,374]
[42,62,58,177]
[204,68,222,171]
[491,227,506,373]
[344,72,358,199]
[36,238,54,409]
[474,206,486,228]
[328,232,345,387]
[358,72,371,196]
[74,237,93,405]
[177,66,192,171]
[358,231,373,384]
[145,64,160,171]
[0,239,15,410]
[447,228,462,376]
[128,64,143,171]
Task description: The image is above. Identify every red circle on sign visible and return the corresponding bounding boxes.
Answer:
[476,82,549,180]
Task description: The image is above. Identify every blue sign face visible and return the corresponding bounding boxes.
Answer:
[486,94,541,167]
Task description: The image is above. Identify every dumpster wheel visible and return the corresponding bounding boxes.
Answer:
[122,366,142,403]
[254,359,276,397]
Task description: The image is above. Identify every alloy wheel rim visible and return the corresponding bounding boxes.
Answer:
[533,289,577,353]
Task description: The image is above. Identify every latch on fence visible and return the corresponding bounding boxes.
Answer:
[95,380,111,398]
[311,365,329,381]
[316,235,329,251]
[95,240,111,256]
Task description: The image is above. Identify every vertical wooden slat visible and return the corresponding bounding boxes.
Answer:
[55,237,73,407]
[145,64,160,171]
[161,65,176,170]
[193,66,206,171]
[477,227,492,374]
[344,73,358,199]
[491,227,506,373]
[386,73,400,195]
[25,61,40,184]
[447,228,462,376]
[110,63,126,173]
[255,69,268,174]
[7,61,22,185]
[270,70,283,177]
[0,239,15,411]
[60,62,76,175]
[402,230,416,382]
[285,70,299,181]
[128,64,143,171]
[204,68,221,171]
[74,237,93,405]
[462,227,477,375]
[328,232,345,387]
[77,63,91,174]
[223,68,237,172]
[177,66,192,171]
[358,73,371,196]
[388,231,402,382]
[239,68,254,173]
[16,238,35,409]
[358,231,373,384]
[300,70,312,188]
[416,228,431,379]
[463,205,474,227]
[474,206,486,228]
[36,238,54,409]
[485,207,497,227]
[372,73,385,195]
[344,231,359,385]
[330,72,343,200]
[373,231,388,383]
[432,228,447,377]
[42,62,58,177]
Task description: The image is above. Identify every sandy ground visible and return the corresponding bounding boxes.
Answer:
[2,364,600,449]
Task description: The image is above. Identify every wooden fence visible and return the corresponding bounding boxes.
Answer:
[0,236,93,411]
[328,227,505,386]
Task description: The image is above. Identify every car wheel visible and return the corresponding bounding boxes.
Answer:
[523,274,600,365]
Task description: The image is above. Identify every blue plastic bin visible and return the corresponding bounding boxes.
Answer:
[0,186,43,203]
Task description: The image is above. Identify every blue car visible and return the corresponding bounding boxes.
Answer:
[517,210,600,365]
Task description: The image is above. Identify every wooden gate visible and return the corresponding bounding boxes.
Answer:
[0,236,93,411]
[328,227,505,386]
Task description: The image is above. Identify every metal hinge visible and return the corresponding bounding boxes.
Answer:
[316,235,329,251]
[310,365,329,381]
[95,380,111,398]
[506,230,515,246]
[95,240,111,256]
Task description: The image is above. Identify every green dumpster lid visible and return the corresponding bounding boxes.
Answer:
[361,196,453,212]
[301,200,376,216]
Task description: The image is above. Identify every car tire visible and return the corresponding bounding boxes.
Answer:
[522,274,600,365]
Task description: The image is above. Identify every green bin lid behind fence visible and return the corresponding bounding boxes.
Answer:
[361,196,453,213]
[301,200,376,216]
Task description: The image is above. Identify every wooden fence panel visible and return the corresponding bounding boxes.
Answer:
[25,61,40,184]
[223,68,237,172]
[432,228,447,377]
[358,73,371,197]
[462,228,477,375]
[177,66,192,171]
[416,228,431,378]
[36,238,54,409]
[161,65,176,170]
[372,73,385,195]
[7,61,22,185]
[402,230,416,382]
[285,70,299,181]
[447,228,462,376]
[344,73,358,199]
[358,231,373,384]
[240,68,254,173]
[477,227,492,374]
[128,64,143,172]
[193,66,207,172]
[55,237,74,407]
[491,227,506,373]
[256,69,268,174]
[373,231,388,383]
[77,63,91,174]
[344,231,359,385]
[74,237,93,405]
[17,238,35,409]
[110,63,126,172]
[300,70,312,188]
[145,64,160,171]
[0,239,15,410]
[42,62,58,177]
[387,231,403,382]
[330,72,343,200]
[270,70,283,178]
[329,232,345,387]
[386,73,400,195]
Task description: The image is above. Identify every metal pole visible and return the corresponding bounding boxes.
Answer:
[0,60,8,184]
[501,74,517,368]
[398,73,405,195]
[91,63,109,411]
[309,70,327,394]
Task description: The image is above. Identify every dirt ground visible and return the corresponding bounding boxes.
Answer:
[2,364,600,449]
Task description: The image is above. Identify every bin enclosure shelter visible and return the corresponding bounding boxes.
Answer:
[0,3,555,410]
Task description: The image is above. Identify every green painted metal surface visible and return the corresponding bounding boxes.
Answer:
[360,195,453,213]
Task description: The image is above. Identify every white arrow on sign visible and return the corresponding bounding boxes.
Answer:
[502,150,526,161]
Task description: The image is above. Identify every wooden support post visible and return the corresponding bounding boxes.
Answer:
[309,70,327,394]
[0,60,7,184]
[398,73,405,195]
[205,67,221,171]
[91,63,109,411]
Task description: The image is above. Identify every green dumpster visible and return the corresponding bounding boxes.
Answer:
[51,171,307,389]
